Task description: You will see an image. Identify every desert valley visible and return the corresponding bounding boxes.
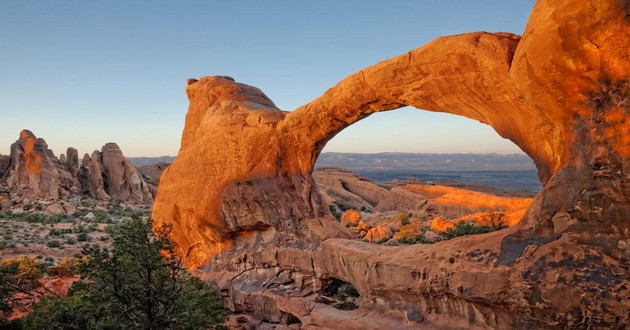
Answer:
[1,0,630,329]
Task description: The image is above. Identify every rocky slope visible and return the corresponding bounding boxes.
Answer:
[0,130,154,210]
[153,1,630,328]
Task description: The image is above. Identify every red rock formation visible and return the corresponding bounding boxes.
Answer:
[1,130,154,205]
[314,168,388,211]
[363,225,392,243]
[5,130,64,200]
[78,144,153,203]
[153,1,630,328]
[0,154,9,178]
[101,143,153,204]
[78,151,110,200]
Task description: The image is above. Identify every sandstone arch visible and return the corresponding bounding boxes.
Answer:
[153,0,629,328]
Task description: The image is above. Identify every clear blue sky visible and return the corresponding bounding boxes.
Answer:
[0,1,535,157]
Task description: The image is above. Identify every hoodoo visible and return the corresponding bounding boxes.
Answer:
[153,0,630,328]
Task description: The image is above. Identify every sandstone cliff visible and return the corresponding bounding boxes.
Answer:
[153,0,630,328]
[0,130,154,207]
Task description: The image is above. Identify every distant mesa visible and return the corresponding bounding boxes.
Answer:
[0,129,154,209]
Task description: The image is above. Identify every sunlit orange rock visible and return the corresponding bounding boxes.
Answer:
[1,130,154,205]
[5,130,64,199]
[153,1,630,328]
[429,217,456,232]
[340,209,361,227]
[363,225,393,243]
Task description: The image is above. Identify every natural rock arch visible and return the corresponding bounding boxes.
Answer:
[153,0,629,328]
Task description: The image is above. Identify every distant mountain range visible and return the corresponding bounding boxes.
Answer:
[129,156,175,166]
[315,152,536,172]
[130,152,536,172]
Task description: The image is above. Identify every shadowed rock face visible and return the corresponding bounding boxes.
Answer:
[77,143,153,204]
[153,0,630,328]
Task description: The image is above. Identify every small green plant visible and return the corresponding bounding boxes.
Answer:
[328,205,342,221]
[76,232,91,242]
[395,212,410,226]
[92,210,110,223]
[46,240,62,248]
[22,204,33,212]
[441,217,507,240]
[48,228,61,236]
[64,237,77,245]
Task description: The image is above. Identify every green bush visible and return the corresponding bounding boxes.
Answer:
[46,240,62,248]
[441,217,507,240]
[21,217,230,329]
[92,210,110,223]
[64,237,77,245]
[76,232,90,242]
[48,228,62,236]
[328,205,342,221]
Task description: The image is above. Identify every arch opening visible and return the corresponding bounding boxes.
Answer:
[311,108,539,245]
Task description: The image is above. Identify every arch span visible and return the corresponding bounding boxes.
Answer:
[152,0,630,327]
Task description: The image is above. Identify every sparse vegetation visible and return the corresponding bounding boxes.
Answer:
[328,204,342,221]
[19,216,230,329]
[440,214,507,240]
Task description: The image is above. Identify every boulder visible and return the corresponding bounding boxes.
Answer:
[43,203,65,216]
[363,225,393,243]
[62,203,77,215]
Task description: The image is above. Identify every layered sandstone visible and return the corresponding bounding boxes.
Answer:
[153,0,630,328]
[0,130,154,207]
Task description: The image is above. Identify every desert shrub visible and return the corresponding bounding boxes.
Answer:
[87,223,98,232]
[22,204,32,212]
[47,257,83,277]
[0,262,19,317]
[328,205,342,221]
[0,241,6,250]
[46,240,62,248]
[1,257,43,290]
[376,238,389,244]
[441,217,507,241]
[64,237,77,245]
[395,212,410,226]
[76,232,91,242]
[48,228,62,236]
[21,216,230,329]
[92,210,110,223]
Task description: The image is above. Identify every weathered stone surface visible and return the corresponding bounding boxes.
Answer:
[101,143,153,204]
[43,203,65,216]
[5,130,64,199]
[0,154,9,178]
[153,1,630,328]
[0,130,155,205]
[78,151,110,201]
[77,145,153,203]
[314,168,388,211]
